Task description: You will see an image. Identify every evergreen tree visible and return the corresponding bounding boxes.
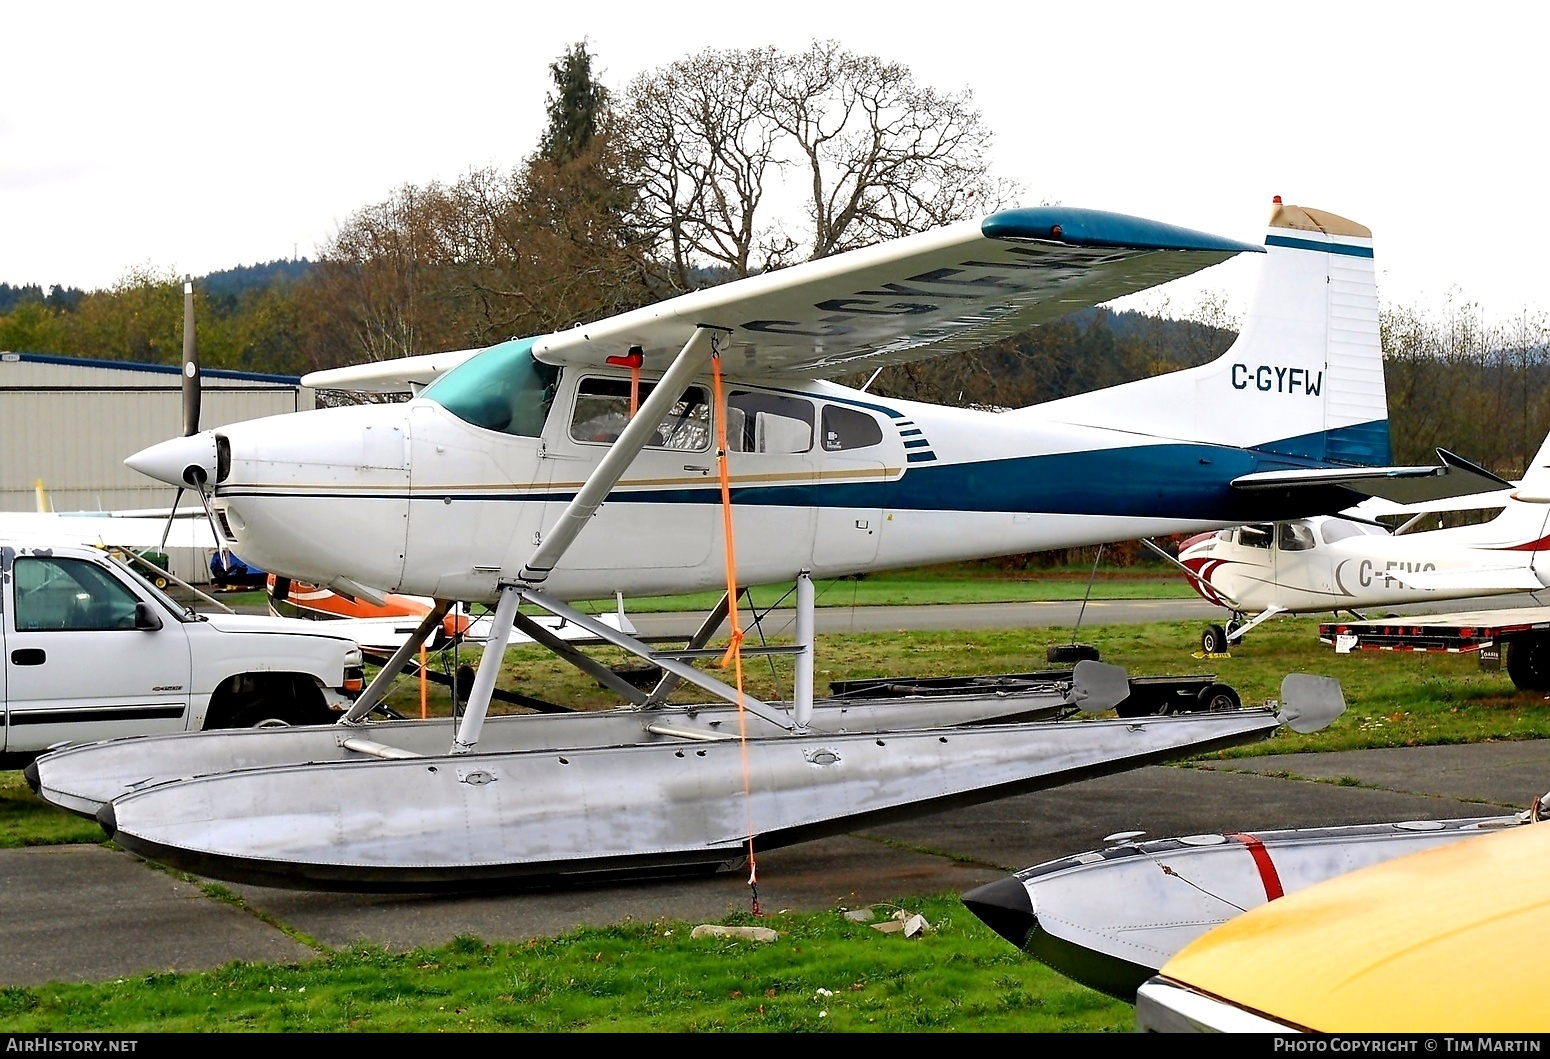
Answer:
[537,40,609,164]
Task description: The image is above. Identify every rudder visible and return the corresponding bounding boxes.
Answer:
[1036,198,1390,466]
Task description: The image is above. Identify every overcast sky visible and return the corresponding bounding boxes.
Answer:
[3,2,1543,327]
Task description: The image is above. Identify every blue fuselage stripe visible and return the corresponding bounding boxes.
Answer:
[226,427,1387,525]
[1264,234,1374,258]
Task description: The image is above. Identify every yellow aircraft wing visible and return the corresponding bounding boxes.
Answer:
[1155,819,1550,1032]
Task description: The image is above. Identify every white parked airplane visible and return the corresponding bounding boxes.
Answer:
[1160,430,1550,653]
[129,199,1500,616]
[37,197,1488,890]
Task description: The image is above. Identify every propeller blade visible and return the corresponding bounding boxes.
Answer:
[182,278,200,437]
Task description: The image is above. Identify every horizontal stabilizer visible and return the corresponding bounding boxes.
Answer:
[1342,488,1519,519]
[1232,449,1513,505]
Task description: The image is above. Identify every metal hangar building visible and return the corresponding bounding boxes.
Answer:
[0,351,313,580]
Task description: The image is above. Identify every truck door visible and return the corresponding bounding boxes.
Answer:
[2,553,193,755]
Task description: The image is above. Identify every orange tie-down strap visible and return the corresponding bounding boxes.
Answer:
[709,351,759,909]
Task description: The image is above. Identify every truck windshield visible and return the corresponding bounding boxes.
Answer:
[105,553,198,621]
[420,338,560,437]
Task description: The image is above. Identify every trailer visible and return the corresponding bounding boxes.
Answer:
[828,670,1241,717]
[1319,606,1550,691]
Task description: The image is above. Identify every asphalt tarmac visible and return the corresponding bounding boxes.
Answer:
[4,593,1547,988]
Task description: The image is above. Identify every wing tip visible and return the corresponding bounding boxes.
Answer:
[981,206,1263,255]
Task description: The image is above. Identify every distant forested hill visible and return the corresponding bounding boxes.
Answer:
[198,260,313,310]
[0,282,84,315]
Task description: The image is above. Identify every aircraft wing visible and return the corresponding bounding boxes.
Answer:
[1232,449,1514,506]
[0,511,218,551]
[303,347,485,395]
[1381,566,1546,593]
[304,207,1261,391]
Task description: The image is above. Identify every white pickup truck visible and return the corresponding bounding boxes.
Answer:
[1,542,364,766]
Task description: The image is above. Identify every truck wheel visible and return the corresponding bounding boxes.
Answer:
[1506,637,1550,692]
[1200,625,1228,654]
[1047,643,1100,663]
[1196,683,1240,712]
[209,675,333,729]
[228,697,313,728]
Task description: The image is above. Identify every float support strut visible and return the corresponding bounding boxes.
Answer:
[451,585,521,753]
[340,600,454,725]
[795,570,814,731]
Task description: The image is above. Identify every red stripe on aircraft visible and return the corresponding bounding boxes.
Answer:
[1492,534,1550,552]
[1228,832,1285,901]
[1180,556,1233,607]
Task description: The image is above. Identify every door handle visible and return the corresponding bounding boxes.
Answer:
[11,648,45,666]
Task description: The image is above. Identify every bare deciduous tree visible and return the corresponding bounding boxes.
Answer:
[624,47,787,290]
[772,40,1008,260]
[622,40,1014,290]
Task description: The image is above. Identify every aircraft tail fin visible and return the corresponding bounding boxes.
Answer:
[1511,430,1550,500]
[1036,199,1389,465]
[1470,429,1550,546]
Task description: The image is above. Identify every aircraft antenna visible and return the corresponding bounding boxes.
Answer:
[1071,544,1104,642]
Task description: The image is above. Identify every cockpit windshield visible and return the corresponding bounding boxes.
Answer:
[420,338,561,437]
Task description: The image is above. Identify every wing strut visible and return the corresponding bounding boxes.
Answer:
[517,325,722,584]
[452,585,521,753]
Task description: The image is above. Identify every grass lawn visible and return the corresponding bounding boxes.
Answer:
[206,563,1197,618]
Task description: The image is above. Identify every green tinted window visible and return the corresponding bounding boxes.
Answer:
[13,557,141,631]
[420,339,560,437]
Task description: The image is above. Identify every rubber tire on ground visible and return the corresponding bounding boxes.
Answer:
[228,699,311,728]
[1046,643,1100,663]
[1200,624,1228,654]
[1196,682,1241,712]
[1506,636,1550,692]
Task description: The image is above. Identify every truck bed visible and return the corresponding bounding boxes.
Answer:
[1320,606,1550,653]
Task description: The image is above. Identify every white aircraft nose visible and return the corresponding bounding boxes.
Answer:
[125,432,221,488]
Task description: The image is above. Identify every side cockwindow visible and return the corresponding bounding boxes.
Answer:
[569,378,711,451]
[821,405,883,451]
[12,557,142,631]
[1238,524,1273,550]
[726,392,813,454]
[1277,522,1316,552]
